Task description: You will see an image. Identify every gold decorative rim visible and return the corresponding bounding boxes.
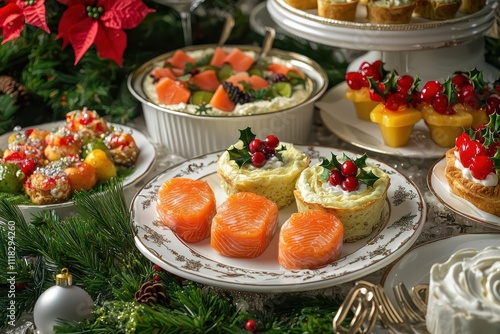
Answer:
[274,0,495,31]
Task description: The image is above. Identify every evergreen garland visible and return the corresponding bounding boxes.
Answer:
[0,181,347,333]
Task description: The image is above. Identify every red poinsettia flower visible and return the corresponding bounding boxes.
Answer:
[0,0,50,44]
[56,0,154,66]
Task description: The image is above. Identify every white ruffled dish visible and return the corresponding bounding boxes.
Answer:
[427,157,500,228]
[381,233,500,305]
[131,145,426,292]
[0,121,156,221]
[316,82,448,158]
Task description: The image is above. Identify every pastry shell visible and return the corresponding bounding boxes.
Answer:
[318,0,360,21]
[445,149,500,216]
[414,0,461,20]
[366,2,416,24]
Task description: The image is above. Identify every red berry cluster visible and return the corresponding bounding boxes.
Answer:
[345,60,387,90]
[420,69,500,116]
[369,72,420,111]
[248,134,280,167]
[456,132,497,180]
[328,159,359,191]
[455,112,500,180]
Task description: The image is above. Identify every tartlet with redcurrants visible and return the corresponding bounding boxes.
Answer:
[216,127,310,209]
[445,112,500,216]
[294,152,390,242]
[344,60,389,121]
[368,71,422,148]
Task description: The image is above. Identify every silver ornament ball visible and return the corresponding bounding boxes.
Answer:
[33,268,93,334]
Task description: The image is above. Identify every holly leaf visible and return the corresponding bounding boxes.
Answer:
[493,149,500,170]
[320,153,341,181]
[357,169,379,187]
[443,77,459,106]
[368,77,385,102]
[352,153,368,168]
[238,127,256,148]
[227,146,252,168]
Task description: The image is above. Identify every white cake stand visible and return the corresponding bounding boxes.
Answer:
[266,0,499,82]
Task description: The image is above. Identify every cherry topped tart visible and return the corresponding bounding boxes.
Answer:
[420,77,474,147]
[216,127,310,209]
[444,113,500,216]
[368,71,422,147]
[344,60,389,121]
[450,69,489,127]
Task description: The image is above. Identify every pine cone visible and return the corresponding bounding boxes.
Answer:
[134,281,169,307]
[0,75,28,106]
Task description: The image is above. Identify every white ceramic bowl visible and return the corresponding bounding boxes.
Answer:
[127,44,328,159]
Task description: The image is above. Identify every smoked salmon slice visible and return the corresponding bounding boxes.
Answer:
[156,178,216,243]
[278,210,344,270]
[155,77,191,105]
[211,192,279,258]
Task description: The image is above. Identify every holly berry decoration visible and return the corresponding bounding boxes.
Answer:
[228,127,286,168]
[320,153,380,192]
[245,319,258,333]
[420,77,460,115]
[451,68,489,111]
[345,60,389,90]
[368,71,420,111]
[455,113,500,180]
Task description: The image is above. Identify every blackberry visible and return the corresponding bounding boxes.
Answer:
[222,82,253,105]
[270,73,287,83]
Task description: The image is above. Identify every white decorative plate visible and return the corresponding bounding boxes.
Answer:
[267,0,495,51]
[0,121,156,220]
[131,145,426,292]
[381,233,500,304]
[427,157,500,228]
[316,82,448,158]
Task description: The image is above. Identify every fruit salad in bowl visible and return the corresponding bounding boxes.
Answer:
[128,44,328,158]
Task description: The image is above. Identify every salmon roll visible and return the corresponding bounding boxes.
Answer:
[211,192,279,258]
[278,210,344,270]
[156,178,216,243]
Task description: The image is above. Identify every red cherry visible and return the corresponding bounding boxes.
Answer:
[329,169,344,186]
[488,142,500,157]
[249,139,264,153]
[459,140,488,168]
[20,159,37,177]
[251,151,266,167]
[265,135,280,148]
[470,155,494,180]
[421,81,443,104]
[340,160,358,177]
[396,75,414,91]
[346,72,368,90]
[245,319,257,333]
[485,94,500,116]
[341,176,359,192]
[384,93,405,111]
[153,274,161,282]
[370,60,384,81]
[263,144,276,156]
[432,94,450,114]
[451,74,470,90]
[359,61,377,79]
[455,132,470,148]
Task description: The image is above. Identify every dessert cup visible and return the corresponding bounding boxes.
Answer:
[366,1,416,24]
[370,103,422,147]
[344,87,378,121]
[318,0,360,21]
[414,0,461,20]
[421,104,473,147]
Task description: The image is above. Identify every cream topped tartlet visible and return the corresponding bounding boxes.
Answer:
[366,0,416,24]
[217,128,310,209]
[294,153,390,242]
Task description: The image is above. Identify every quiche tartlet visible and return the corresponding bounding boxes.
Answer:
[217,128,310,209]
[366,0,416,24]
[318,0,360,21]
[414,0,461,20]
[294,153,390,242]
